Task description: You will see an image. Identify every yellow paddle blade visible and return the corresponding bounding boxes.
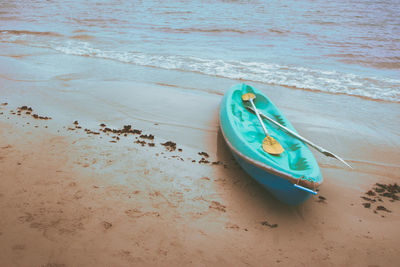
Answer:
[241,93,255,102]
[262,136,284,155]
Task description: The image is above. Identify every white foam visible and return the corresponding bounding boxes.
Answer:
[10,38,400,102]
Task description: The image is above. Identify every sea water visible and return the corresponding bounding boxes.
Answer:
[1,0,399,102]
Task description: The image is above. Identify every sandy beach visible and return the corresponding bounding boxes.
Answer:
[1,0,400,265]
[1,48,400,267]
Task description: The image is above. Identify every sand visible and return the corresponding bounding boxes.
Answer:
[1,52,400,267]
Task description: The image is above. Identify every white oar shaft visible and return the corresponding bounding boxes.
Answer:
[249,99,269,136]
[246,106,352,169]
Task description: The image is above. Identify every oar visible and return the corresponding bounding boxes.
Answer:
[245,106,352,169]
[242,93,284,155]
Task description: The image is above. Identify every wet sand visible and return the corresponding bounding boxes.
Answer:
[1,52,400,266]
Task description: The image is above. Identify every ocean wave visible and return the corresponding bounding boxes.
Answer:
[156,27,253,35]
[155,26,288,36]
[0,30,62,37]
[161,11,194,15]
[2,35,399,102]
[327,54,400,69]
[48,41,400,102]
[70,34,96,40]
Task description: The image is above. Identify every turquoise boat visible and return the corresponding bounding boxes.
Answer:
[219,84,323,205]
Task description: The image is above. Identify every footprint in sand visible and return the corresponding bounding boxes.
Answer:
[225,223,240,230]
[125,209,160,219]
[102,221,112,230]
[73,190,84,200]
[208,201,226,212]
[12,244,26,250]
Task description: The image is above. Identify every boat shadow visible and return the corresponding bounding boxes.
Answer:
[215,128,314,222]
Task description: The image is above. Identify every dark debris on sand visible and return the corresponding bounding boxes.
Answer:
[161,141,176,152]
[18,106,32,112]
[198,152,209,158]
[317,195,327,203]
[134,140,146,146]
[199,158,210,164]
[139,134,154,140]
[7,104,231,168]
[102,125,142,135]
[261,221,278,228]
[362,203,371,208]
[73,121,82,129]
[85,128,100,135]
[16,106,51,120]
[9,109,232,168]
[376,205,391,213]
[32,114,51,120]
[361,182,399,214]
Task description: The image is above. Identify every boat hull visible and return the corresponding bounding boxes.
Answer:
[219,83,322,205]
[231,148,313,205]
